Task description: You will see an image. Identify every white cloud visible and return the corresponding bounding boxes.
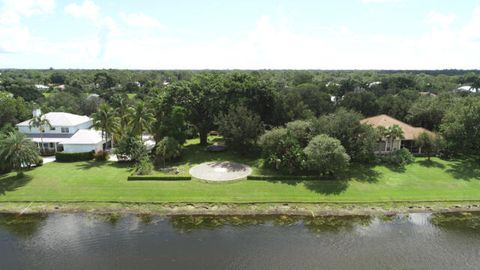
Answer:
[425,11,456,29]
[1,0,55,16]
[120,13,165,29]
[0,0,55,53]
[2,2,480,69]
[64,0,99,22]
[360,0,401,4]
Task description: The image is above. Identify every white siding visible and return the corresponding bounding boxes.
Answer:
[18,119,93,135]
[63,142,103,153]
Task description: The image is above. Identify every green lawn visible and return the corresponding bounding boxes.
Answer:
[0,138,480,203]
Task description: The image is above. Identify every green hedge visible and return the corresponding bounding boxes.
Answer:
[247,175,323,181]
[55,151,94,162]
[127,175,191,181]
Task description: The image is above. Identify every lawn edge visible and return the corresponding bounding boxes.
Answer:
[1,201,480,216]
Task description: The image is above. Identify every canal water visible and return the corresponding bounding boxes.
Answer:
[0,212,479,269]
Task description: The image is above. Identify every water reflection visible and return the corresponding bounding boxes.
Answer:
[168,215,373,233]
[430,212,480,232]
[1,212,480,270]
[0,213,47,238]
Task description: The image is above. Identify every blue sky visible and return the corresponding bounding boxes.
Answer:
[0,0,479,69]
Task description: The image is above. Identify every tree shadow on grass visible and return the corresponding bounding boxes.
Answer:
[75,161,132,171]
[304,180,349,195]
[383,164,407,173]
[339,164,382,183]
[74,161,105,170]
[0,174,33,195]
[254,164,381,195]
[446,158,480,181]
[417,159,446,169]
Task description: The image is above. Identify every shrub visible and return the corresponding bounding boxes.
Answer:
[154,137,182,167]
[379,149,414,167]
[114,136,147,162]
[286,120,314,147]
[133,156,153,175]
[258,127,306,174]
[35,156,43,167]
[55,151,94,162]
[94,150,110,162]
[303,134,350,176]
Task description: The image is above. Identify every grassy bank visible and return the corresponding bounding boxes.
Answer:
[0,156,479,204]
[1,201,480,216]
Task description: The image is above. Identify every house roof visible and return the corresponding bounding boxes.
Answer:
[360,114,435,140]
[17,112,92,127]
[62,129,104,145]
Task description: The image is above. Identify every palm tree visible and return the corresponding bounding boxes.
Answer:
[115,96,134,131]
[0,131,40,176]
[92,103,118,147]
[384,125,404,151]
[28,113,52,154]
[129,101,155,139]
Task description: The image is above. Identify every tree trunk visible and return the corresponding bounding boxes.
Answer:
[199,131,208,145]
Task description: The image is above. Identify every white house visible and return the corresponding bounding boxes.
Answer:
[455,85,479,93]
[16,109,107,154]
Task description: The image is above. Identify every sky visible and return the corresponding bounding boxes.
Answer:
[0,0,479,69]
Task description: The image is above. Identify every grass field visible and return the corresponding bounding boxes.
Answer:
[0,137,480,203]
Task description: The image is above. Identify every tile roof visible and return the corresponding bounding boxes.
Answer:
[360,114,435,140]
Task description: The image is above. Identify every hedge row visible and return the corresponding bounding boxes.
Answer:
[55,151,94,162]
[128,175,192,181]
[247,175,323,181]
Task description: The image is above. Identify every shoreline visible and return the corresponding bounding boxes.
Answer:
[1,201,480,216]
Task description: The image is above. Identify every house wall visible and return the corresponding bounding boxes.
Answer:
[63,142,103,153]
[375,139,402,153]
[18,120,93,135]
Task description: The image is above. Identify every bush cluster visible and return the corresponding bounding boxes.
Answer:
[55,151,94,162]
[378,149,414,167]
[133,157,153,175]
[259,122,351,176]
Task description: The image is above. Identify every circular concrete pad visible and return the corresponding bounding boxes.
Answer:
[189,161,252,182]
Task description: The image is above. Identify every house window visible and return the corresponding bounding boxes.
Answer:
[61,127,69,133]
[49,143,54,148]
[43,143,49,148]
[50,127,56,131]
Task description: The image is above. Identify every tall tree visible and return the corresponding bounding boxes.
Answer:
[162,74,226,145]
[440,96,480,154]
[314,109,379,163]
[0,131,40,176]
[415,132,437,160]
[215,106,264,152]
[341,91,379,117]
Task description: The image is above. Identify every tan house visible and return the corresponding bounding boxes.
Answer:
[360,114,435,154]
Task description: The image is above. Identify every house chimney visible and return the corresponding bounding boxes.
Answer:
[32,108,42,117]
